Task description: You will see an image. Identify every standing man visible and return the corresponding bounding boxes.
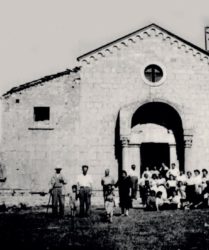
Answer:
[50,167,67,217]
[101,168,115,204]
[128,164,138,200]
[77,165,93,217]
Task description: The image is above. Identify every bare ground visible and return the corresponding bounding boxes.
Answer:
[0,206,209,250]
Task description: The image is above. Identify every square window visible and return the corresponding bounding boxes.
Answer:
[34,107,50,121]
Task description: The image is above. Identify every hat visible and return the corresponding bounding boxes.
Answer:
[55,167,62,171]
[202,169,208,173]
[194,169,200,174]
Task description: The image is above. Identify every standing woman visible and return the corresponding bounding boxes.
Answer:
[115,170,132,216]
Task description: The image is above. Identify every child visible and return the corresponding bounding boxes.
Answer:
[69,185,79,217]
[166,174,177,198]
[168,190,181,209]
[150,174,158,193]
[156,191,164,211]
[177,181,187,208]
[104,184,115,223]
[146,190,156,211]
[140,179,151,206]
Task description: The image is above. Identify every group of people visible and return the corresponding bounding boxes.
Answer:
[140,163,209,211]
[49,165,136,222]
[49,162,209,222]
[101,165,138,222]
[50,165,93,218]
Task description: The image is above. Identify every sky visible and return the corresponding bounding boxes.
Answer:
[0,0,209,95]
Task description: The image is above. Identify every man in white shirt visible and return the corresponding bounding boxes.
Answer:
[128,164,138,199]
[77,165,93,217]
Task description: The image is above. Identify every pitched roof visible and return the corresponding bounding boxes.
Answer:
[77,23,209,62]
[2,67,81,98]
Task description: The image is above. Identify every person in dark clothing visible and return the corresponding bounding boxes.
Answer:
[140,179,151,206]
[194,180,209,208]
[185,171,195,206]
[145,190,157,211]
[159,162,169,179]
[115,170,132,216]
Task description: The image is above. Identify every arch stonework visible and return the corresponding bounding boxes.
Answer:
[120,98,186,138]
[119,99,193,176]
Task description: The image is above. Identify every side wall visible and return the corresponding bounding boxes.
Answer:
[1,72,80,193]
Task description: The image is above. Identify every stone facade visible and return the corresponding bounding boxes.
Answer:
[78,24,209,180]
[1,24,209,206]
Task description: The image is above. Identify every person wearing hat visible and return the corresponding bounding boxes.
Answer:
[50,167,67,217]
[77,165,93,217]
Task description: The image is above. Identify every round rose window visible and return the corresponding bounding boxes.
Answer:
[144,64,163,83]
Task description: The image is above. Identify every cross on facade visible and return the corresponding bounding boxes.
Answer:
[144,64,163,82]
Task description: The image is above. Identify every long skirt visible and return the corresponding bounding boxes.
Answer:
[186,185,195,203]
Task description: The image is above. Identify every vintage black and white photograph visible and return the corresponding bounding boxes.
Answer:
[1,0,209,249]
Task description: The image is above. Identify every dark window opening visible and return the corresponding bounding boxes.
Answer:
[16,99,20,103]
[0,163,7,182]
[34,107,50,121]
[144,64,163,82]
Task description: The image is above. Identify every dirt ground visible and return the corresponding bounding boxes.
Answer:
[0,206,209,250]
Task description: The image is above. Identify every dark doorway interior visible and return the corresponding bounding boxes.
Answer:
[131,102,184,172]
[140,142,170,176]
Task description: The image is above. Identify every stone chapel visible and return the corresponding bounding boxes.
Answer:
[1,23,209,205]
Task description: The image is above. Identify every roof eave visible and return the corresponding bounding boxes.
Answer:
[77,23,209,61]
[2,66,81,98]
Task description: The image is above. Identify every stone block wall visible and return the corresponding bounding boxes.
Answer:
[1,70,81,192]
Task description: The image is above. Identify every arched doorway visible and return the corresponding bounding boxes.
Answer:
[130,123,176,175]
[118,101,184,177]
